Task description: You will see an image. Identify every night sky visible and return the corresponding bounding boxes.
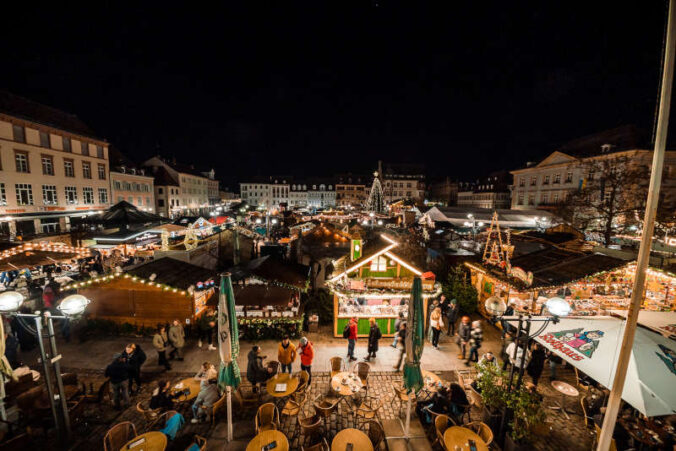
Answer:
[1,2,671,187]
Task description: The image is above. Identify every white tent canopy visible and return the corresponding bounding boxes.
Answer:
[511,316,676,416]
[420,206,560,229]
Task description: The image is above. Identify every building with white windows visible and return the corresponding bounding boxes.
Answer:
[307,180,336,208]
[201,169,220,206]
[378,161,426,205]
[0,91,110,238]
[335,174,368,208]
[109,148,155,213]
[239,177,290,210]
[456,172,511,209]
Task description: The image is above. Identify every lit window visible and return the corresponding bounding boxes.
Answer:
[98,188,108,204]
[15,152,29,173]
[15,184,34,205]
[82,161,91,179]
[83,187,94,204]
[42,156,54,175]
[65,186,77,204]
[64,160,74,177]
[370,256,387,272]
[42,185,58,205]
[0,183,6,206]
[98,163,106,180]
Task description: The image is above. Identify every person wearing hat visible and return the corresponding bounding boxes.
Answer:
[298,337,314,384]
[277,335,297,374]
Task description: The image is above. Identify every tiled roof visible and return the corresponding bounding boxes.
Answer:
[152,166,179,187]
[0,90,103,140]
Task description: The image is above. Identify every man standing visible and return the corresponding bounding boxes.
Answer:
[347,317,358,362]
[105,354,131,410]
[153,324,171,371]
[197,308,217,351]
[277,335,297,374]
[445,299,459,336]
[364,317,382,361]
[168,319,185,361]
[456,316,471,360]
[298,337,314,384]
[393,322,407,371]
[123,343,146,395]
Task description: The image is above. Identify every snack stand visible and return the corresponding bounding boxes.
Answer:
[327,232,440,337]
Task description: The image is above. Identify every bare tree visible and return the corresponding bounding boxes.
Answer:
[559,155,650,246]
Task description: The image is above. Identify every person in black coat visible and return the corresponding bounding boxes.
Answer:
[445,298,459,336]
[246,346,272,392]
[105,355,131,409]
[526,342,547,386]
[122,343,146,395]
[364,318,382,361]
[149,380,182,410]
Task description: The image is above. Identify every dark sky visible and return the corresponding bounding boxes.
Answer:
[1,2,671,187]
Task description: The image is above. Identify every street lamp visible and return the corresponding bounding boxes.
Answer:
[0,291,92,443]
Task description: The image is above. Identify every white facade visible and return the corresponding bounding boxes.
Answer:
[382,177,425,204]
[289,183,308,207]
[143,156,211,217]
[307,182,336,208]
[110,169,155,212]
[239,178,290,210]
[457,191,510,209]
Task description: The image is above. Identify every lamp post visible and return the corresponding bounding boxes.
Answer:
[0,291,90,444]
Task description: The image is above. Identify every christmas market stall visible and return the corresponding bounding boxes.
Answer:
[69,256,217,327]
[326,232,440,337]
[464,213,674,319]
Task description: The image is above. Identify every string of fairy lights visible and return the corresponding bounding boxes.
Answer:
[1,242,90,261]
[62,272,192,297]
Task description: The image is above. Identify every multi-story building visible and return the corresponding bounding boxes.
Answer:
[457,172,511,209]
[379,161,426,205]
[239,177,290,210]
[201,169,220,206]
[289,182,308,208]
[335,174,367,208]
[143,156,212,218]
[510,126,676,211]
[109,148,155,212]
[0,91,110,237]
[307,179,336,208]
[427,176,458,206]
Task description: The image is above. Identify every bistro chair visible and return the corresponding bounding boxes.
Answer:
[352,396,382,427]
[392,385,415,419]
[581,396,593,428]
[301,437,329,451]
[298,411,323,445]
[255,402,280,433]
[352,361,370,395]
[364,419,385,450]
[467,386,483,410]
[266,361,280,377]
[433,414,454,450]
[313,395,339,429]
[466,421,493,446]
[328,356,344,379]
[103,421,137,451]
[206,394,227,427]
[184,435,207,451]
[235,384,260,412]
[155,410,178,430]
[282,392,306,435]
[575,368,592,393]
[296,370,310,393]
[136,400,162,429]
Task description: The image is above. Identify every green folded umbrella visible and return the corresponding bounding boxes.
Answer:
[404,277,424,394]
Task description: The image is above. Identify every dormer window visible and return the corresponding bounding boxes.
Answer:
[370,256,387,272]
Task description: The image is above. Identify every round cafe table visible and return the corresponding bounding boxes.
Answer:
[246,430,289,451]
[444,426,488,451]
[266,373,299,398]
[550,380,579,420]
[172,377,202,401]
[331,428,373,451]
[119,431,167,451]
[422,370,442,390]
[330,371,363,397]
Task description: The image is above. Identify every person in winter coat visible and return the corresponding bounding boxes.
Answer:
[346,317,358,362]
[466,320,483,364]
[501,301,515,338]
[526,342,547,386]
[393,322,407,371]
[247,346,272,392]
[298,337,314,384]
[456,316,472,359]
[191,378,220,423]
[150,380,181,410]
[445,299,459,336]
[391,312,405,347]
[122,343,146,395]
[505,339,529,372]
[364,317,382,361]
[168,319,185,361]
[153,325,171,371]
[501,332,515,370]
[105,355,131,409]
[277,336,297,374]
[429,307,444,349]
[194,361,218,388]
[478,351,499,368]
[197,308,217,351]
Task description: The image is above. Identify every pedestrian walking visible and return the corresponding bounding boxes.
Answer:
[364,317,382,361]
[122,343,146,395]
[153,324,172,371]
[197,308,217,351]
[345,317,358,361]
[456,316,471,360]
[466,320,483,364]
[277,335,297,374]
[445,298,458,336]
[527,342,547,386]
[429,307,444,349]
[393,322,407,371]
[391,312,405,347]
[168,319,185,361]
[105,354,131,410]
[298,337,314,385]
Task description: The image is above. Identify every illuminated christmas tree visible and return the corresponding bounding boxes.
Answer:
[367,171,385,214]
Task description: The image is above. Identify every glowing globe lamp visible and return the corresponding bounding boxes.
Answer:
[484,296,507,316]
[57,294,90,316]
[545,297,571,317]
[0,291,24,313]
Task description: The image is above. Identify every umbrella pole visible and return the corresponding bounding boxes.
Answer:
[598,0,676,449]
[405,396,411,438]
[226,385,233,441]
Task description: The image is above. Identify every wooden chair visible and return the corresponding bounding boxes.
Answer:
[328,356,344,379]
[364,419,385,450]
[581,396,593,428]
[255,402,280,433]
[353,361,370,395]
[352,396,382,427]
[185,435,207,451]
[207,394,227,427]
[235,384,260,411]
[67,399,86,425]
[266,361,280,377]
[155,410,178,429]
[455,401,472,424]
[392,386,415,418]
[466,421,493,446]
[136,400,162,428]
[594,423,617,451]
[298,411,323,445]
[574,368,591,393]
[103,421,137,451]
[432,414,454,450]
[313,395,339,428]
[301,437,329,451]
[282,392,306,436]
[467,387,483,410]
[296,370,310,393]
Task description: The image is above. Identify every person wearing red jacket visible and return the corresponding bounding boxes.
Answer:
[298,337,314,385]
[347,317,358,361]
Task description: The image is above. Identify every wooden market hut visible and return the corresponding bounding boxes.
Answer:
[76,257,217,327]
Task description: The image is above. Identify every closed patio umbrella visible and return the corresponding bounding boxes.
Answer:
[403,276,425,436]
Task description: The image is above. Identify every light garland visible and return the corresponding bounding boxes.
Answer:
[0,242,90,262]
[63,272,191,296]
[327,279,443,300]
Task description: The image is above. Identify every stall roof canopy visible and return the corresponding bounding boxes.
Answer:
[232,284,296,307]
[0,249,87,272]
[86,201,169,227]
[126,257,217,290]
[423,206,560,229]
[246,255,310,289]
